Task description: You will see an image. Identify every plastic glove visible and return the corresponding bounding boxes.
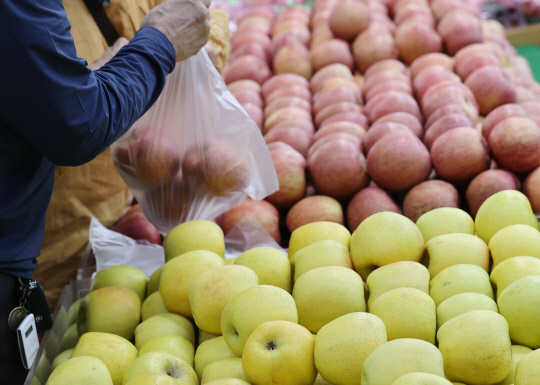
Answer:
[141,0,211,62]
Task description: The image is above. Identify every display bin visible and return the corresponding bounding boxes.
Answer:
[23,278,92,385]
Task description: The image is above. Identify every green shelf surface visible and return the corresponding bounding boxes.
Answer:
[515,44,540,82]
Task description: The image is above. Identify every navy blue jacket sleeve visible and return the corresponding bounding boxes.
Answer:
[0,0,176,166]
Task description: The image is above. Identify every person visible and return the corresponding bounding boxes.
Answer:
[32,0,230,315]
[0,0,211,383]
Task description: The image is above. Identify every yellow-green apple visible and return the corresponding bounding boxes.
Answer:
[66,298,82,326]
[204,379,250,385]
[146,267,162,298]
[437,310,512,384]
[288,221,351,260]
[35,355,51,385]
[122,351,198,385]
[91,265,148,302]
[163,220,225,261]
[514,347,540,385]
[350,211,424,280]
[415,207,475,243]
[429,264,494,307]
[201,358,247,384]
[491,256,540,299]
[474,190,539,244]
[233,247,290,292]
[497,345,533,385]
[159,250,225,318]
[242,320,317,385]
[313,373,333,385]
[194,336,236,380]
[141,291,168,321]
[292,266,365,333]
[360,338,445,385]
[465,65,517,116]
[370,287,436,343]
[138,335,194,367]
[46,329,60,365]
[45,356,113,385]
[431,128,490,184]
[346,187,402,232]
[481,103,528,140]
[222,197,281,244]
[423,113,474,150]
[466,169,520,218]
[402,180,460,223]
[198,331,219,345]
[437,9,483,56]
[436,292,498,329]
[30,376,40,385]
[488,117,540,174]
[352,24,398,74]
[188,265,259,334]
[409,52,454,79]
[489,224,540,268]
[315,312,387,385]
[124,374,180,385]
[424,233,490,278]
[221,285,298,356]
[391,373,452,385]
[328,0,370,40]
[77,286,141,341]
[366,261,430,309]
[59,323,79,352]
[366,132,431,193]
[72,332,138,385]
[498,275,540,348]
[286,195,345,234]
[50,349,74,372]
[291,239,353,282]
[134,313,195,350]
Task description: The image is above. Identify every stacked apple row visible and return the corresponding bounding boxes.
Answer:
[40,189,540,385]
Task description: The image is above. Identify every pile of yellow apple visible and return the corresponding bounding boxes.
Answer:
[39,189,540,385]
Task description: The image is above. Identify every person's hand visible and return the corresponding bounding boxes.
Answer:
[89,37,129,71]
[141,0,211,62]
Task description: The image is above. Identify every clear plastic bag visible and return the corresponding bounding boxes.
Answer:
[111,50,278,234]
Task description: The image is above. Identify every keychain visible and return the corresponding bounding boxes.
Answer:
[8,279,30,332]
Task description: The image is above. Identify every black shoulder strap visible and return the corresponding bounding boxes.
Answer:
[81,0,121,46]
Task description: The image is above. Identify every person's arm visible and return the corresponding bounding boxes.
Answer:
[0,0,175,166]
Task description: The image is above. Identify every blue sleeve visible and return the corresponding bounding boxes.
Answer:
[0,0,176,166]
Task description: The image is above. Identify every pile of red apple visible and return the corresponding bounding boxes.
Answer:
[218,0,540,247]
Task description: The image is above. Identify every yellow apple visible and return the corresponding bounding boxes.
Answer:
[122,351,198,385]
[497,345,533,385]
[50,349,74,372]
[291,239,353,282]
[369,287,436,343]
[163,219,225,261]
[242,320,317,385]
[188,265,259,334]
[221,285,298,356]
[59,323,79,352]
[514,347,540,385]
[315,312,387,385]
[437,310,512,384]
[146,266,163,298]
[124,374,179,385]
[77,286,141,341]
[204,379,250,385]
[474,190,539,245]
[198,331,220,345]
[201,357,247,384]
[314,374,333,385]
[134,313,195,350]
[66,298,82,326]
[416,207,475,243]
[30,376,41,385]
[45,356,113,385]
[360,338,445,385]
[293,266,366,333]
[490,256,540,299]
[350,212,424,280]
[366,261,430,310]
[141,291,168,321]
[225,258,237,265]
[391,372,453,385]
[288,221,351,259]
[46,328,60,363]
[159,250,225,318]
[139,335,194,367]
[424,233,489,278]
[234,246,291,292]
[436,292,498,329]
[498,275,540,348]
[91,265,148,302]
[35,355,51,385]
[72,332,138,385]
[194,336,236,380]
[488,224,540,268]
[429,264,494,307]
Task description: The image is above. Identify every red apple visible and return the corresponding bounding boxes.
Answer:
[261,73,309,100]
[265,85,312,105]
[315,102,363,127]
[329,0,371,40]
[481,103,528,140]
[395,21,442,65]
[286,195,345,233]
[424,103,472,130]
[222,55,271,86]
[402,180,460,223]
[363,122,413,154]
[365,80,413,102]
[409,52,454,79]
[363,58,408,78]
[364,91,423,123]
[319,111,370,129]
[112,204,162,244]
[423,113,474,149]
[437,9,483,56]
[465,65,517,116]
[310,63,353,94]
[242,103,263,131]
[264,126,313,158]
[371,112,423,139]
[227,79,262,95]
[456,52,500,81]
[346,187,402,231]
[310,39,355,72]
[313,121,367,142]
[413,66,461,101]
[313,87,359,115]
[352,24,399,73]
[466,169,521,217]
[523,166,540,214]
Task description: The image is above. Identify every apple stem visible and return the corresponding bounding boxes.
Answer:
[266,340,277,350]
